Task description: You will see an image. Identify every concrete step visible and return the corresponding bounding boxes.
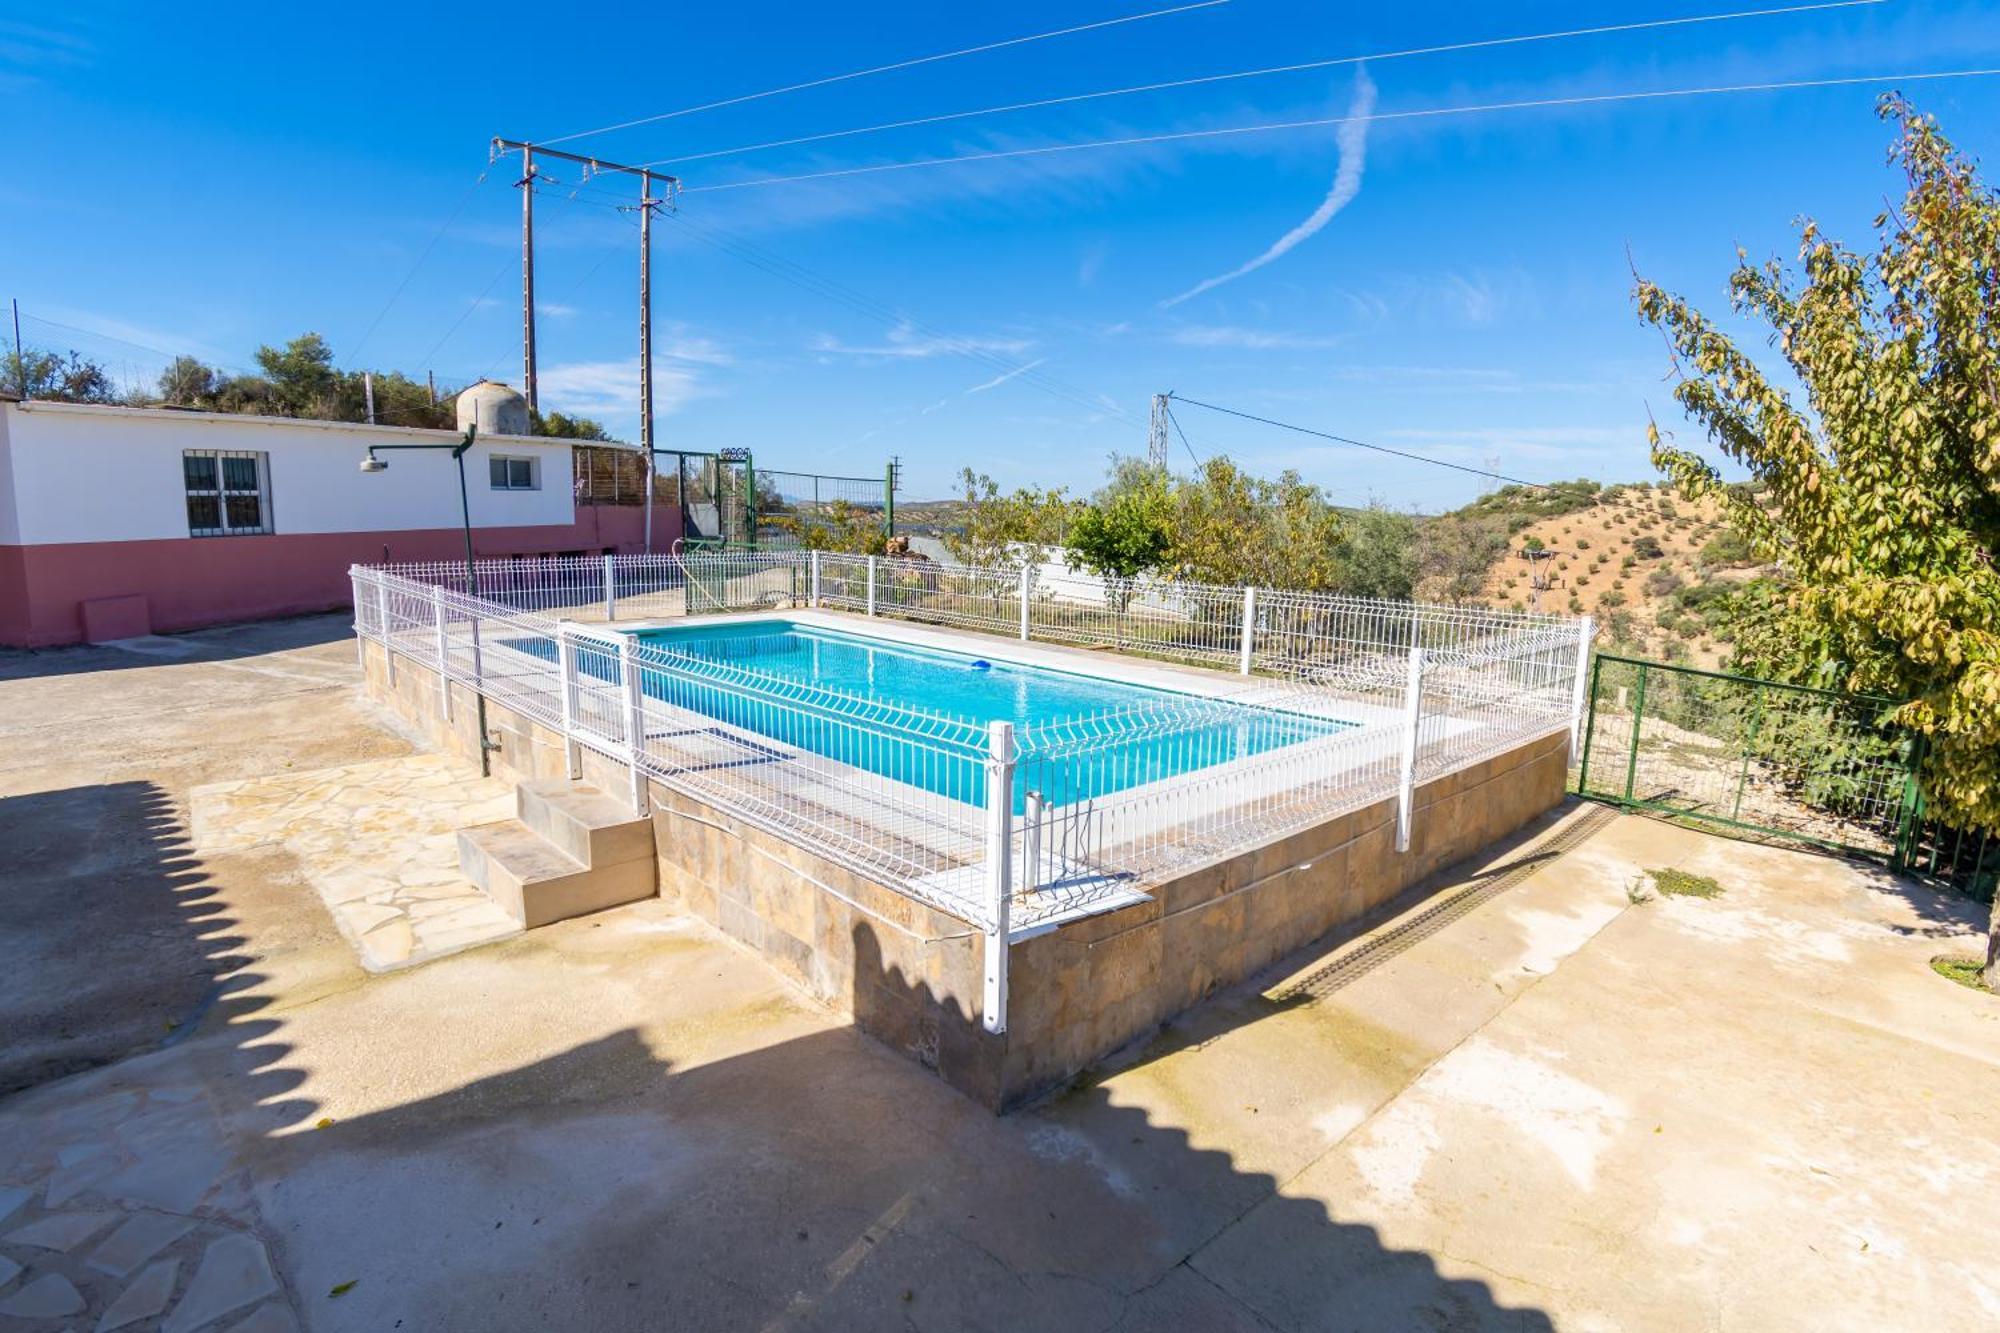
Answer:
[457,819,656,930]
[516,779,654,869]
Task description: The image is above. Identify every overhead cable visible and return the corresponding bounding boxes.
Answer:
[682,66,2000,193]
[1169,394,1558,490]
[540,0,1231,147]
[642,0,1884,169]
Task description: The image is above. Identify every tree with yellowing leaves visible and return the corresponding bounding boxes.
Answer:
[1636,96,2000,983]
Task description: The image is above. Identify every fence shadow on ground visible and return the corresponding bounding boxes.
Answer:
[0,771,1559,1328]
[244,916,1553,1330]
[0,779,300,1113]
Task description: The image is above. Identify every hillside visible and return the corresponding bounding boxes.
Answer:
[887,474,1774,670]
[1466,481,1770,667]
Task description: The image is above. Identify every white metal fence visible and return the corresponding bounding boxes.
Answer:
[354,552,1590,1034]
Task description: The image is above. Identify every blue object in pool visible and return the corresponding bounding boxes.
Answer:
[613,619,1353,810]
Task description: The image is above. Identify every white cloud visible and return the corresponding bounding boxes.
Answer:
[36,305,234,369]
[537,356,712,426]
[653,326,732,365]
[910,357,1052,423]
[1336,268,1538,329]
[1438,273,1500,325]
[1170,325,1345,351]
[965,359,1048,393]
[0,20,92,77]
[812,319,1033,360]
[1163,66,1377,308]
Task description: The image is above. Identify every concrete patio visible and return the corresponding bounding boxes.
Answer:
[1,614,1996,1330]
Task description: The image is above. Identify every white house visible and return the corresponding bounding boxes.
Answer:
[0,395,658,647]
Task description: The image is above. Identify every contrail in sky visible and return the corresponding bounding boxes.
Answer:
[966,359,1048,393]
[1163,67,1378,308]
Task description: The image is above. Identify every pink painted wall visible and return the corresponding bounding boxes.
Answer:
[0,502,684,648]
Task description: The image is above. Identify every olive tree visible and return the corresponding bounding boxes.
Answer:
[1636,97,2000,982]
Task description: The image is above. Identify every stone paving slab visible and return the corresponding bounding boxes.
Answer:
[190,753,521,971]
[0,1062,300,1333]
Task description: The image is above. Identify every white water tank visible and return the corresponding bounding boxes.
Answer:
[455,380,531,437]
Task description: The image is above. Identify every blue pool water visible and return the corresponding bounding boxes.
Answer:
[619,619,1352,809]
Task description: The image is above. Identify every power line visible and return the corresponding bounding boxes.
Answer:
[639,0,1884,169]
[344,168,492,366]
[1168,394,1559,490]
[15,311,260,381]
[477,217,635,384]
[1164,403,1204,469]
[658,208,1131,420]
[418,253,515,373]
[683,65,2000,193]
[540,0,1231,147]
[518,178,1128,420]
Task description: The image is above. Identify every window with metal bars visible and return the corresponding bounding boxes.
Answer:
[183,449,272,537]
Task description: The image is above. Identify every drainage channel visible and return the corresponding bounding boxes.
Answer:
[1273,801,1621,1003]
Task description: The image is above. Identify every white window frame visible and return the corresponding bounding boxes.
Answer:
[184,449,273,537]
[490,454,540,491]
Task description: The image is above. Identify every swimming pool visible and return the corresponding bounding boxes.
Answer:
[623,618,1354,809]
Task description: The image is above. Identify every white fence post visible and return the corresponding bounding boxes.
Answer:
[1568,614,1595,764]
[430,584,452,720]
[1396,646,1426,854]
[982,720,1016,1036]
[619,635,649,816]
[350,570,368,670]
[1023,788,1045,890]
[557,624,583,780]
[376,579,395,687]
[1018,564,1033,641]
[603,554,617,620]
[1238,585,1257,676]
[866,555,878,617]
[810,549,822,608]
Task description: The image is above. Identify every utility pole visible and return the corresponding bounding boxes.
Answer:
[1148,393,1171,471]
[10,300,24,398]
[634,169,667,553]
[491,138,683,536]
[364,371,377,425]
[517,145,539,413]
[426,370,437,408]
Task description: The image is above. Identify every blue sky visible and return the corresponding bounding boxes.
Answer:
[7,1,2000,508]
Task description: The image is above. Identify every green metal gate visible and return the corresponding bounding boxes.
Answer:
[659,452,897,551]
[653,449,753,549]
[1575,654,1994,900]
[753,463,897,548]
